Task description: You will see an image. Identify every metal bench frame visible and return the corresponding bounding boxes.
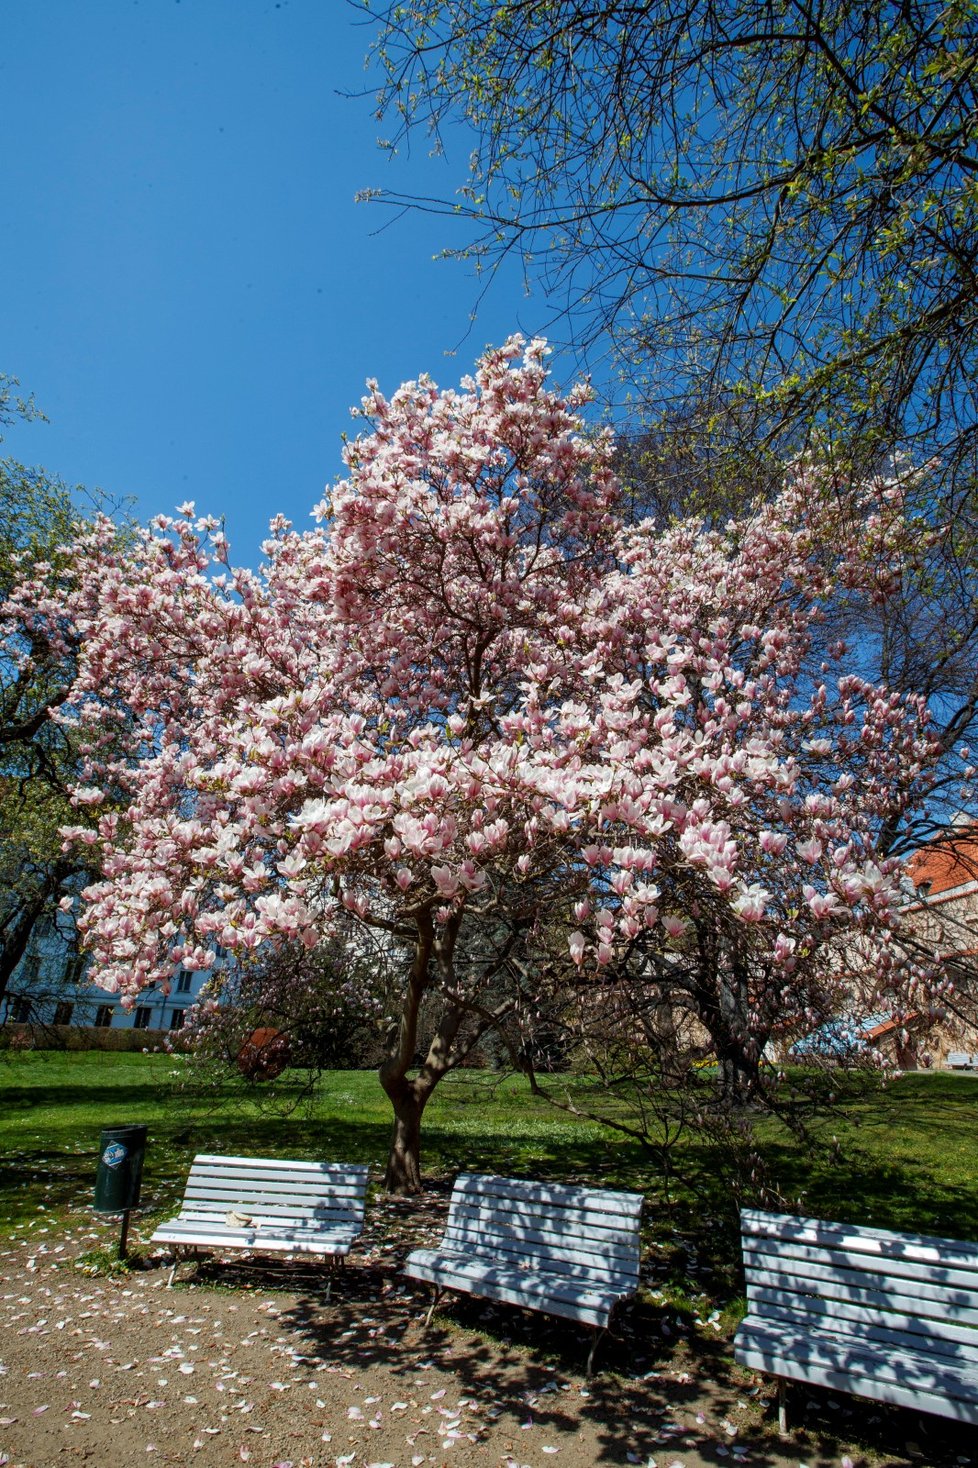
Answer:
[735,1208,978,1431]
[404,1172,644,1372]
[151,1154,369,1288]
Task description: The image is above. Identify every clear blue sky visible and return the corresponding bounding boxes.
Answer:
[2,1,582,564]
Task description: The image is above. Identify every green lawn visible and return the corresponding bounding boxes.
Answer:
[0,1053,629,1231]
[3,1052,978,1306]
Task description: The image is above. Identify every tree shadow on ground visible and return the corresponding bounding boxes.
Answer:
[174,1186,978,1468]
[756,1131,978,1240]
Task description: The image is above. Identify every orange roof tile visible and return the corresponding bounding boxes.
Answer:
[907,827,978,898]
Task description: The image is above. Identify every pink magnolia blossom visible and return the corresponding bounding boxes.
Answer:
[0,335,944,1182]
[731,884,771,923]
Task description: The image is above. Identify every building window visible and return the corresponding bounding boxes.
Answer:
[10,997,31,1023]
[64,953,88,986]
[133,1007,152,1030]
[94,1005,114,1028]
[20,955,40,984]
[169,1009,186,1031]
[176,972,192,993]
[53,1001,74,1026]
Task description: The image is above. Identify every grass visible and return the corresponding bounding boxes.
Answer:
[0,1053,625,1230]
[3,1051,978,1309]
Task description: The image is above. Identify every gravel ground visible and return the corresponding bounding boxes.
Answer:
[0,1199,974,1468]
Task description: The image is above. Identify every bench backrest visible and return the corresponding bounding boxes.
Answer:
[180,1154,369,1229]
[444,1173,643,1289]
[741,1209,978,1362]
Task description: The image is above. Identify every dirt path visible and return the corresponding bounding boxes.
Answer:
[0,1205,972,1468]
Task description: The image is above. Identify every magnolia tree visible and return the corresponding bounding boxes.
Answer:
[1,338,940,1191]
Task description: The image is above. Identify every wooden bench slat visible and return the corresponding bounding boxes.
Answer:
[187,1159,369,1178]
[181,1197,363,1212]
[741,1208,978,1270]
[186,1169,367,1190]
[190,1154,367,1174]
[153,1227,358,1257]
[181,1186,365,1203]
[443,1210,641,1256]
[167,1215,358,1238]
[744,1238,978,1292]
[443,1226,639,1273]
[188,1174,365,1192]
[443,1229,639,1285]
[404,1248,627,1327]
[180,1186,364,1209]
[446,1194,640,1244]
[184,1180,367,1201]
[441,1236,638,1282]
[736,1321,978,1422]
[452,1172,643,1218]
[151,1155,368,1272]
[407,1247,628,1306]
[446,1197,637,1233]
[179,1208,364,1228]
[746,1292,978,1362]
[154,1219,360,1242]
[403,1172,643,1353]
[736,1209,978,1429]
[738,1320,978,1396]
[745,1260,978,1326]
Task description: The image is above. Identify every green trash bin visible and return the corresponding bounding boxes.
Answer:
[94,1125,147,1214]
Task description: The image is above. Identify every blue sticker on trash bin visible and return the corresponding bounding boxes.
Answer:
[102,1142,127,1168]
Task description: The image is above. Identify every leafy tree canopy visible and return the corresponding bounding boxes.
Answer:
[364,0,978,848]
[365,0,978,468]
[0,376,129,1010]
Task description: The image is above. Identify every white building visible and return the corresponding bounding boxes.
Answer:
[2,910,221,1033]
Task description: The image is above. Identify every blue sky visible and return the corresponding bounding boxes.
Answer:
[2,1,587,564]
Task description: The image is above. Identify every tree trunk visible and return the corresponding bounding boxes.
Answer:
[0,863,70,1009]
[376,910,495,1193]
[715,951,760,1105]
[381,1081,428,1194]
[717,1048,760,1106]
[0,905,38,1009]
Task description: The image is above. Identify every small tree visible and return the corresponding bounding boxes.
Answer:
[179,933,387,1082]
[2,340,939,1190]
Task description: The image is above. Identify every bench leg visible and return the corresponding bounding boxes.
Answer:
[167,1246,189,1288]
[586,1327,607,1377]
[167,1246,203,1288]
[422,1286,445,1329]
[326,1257,343,1303]
[777,1378,788,1436]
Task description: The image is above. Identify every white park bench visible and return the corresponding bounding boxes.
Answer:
[735,1208,978,1431]
[151,1154,369,1287]
[947,1051,976,1070]
[404,1172,644,1372]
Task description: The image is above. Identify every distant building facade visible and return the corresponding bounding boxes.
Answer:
[1,909,220,1033]
[903,821,978,1067]
[764,825,978,1071]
